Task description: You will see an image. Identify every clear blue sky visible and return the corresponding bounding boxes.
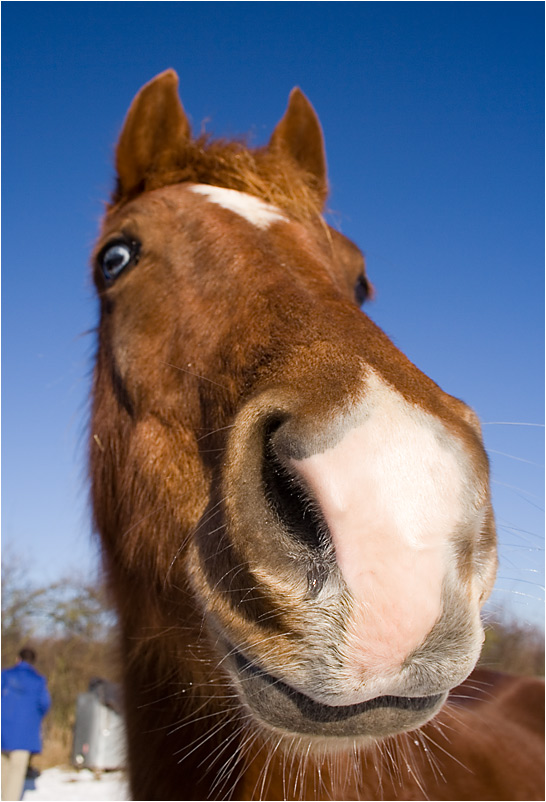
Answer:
[3,2,544,628]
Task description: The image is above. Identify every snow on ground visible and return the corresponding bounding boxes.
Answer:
[22,767,129,801]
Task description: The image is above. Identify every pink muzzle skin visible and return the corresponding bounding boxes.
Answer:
[292,392,465,677]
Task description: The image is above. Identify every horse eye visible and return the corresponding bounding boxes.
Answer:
[99,240,140,281]
[354,275,369,305]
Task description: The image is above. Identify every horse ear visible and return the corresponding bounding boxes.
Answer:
[115,69,191,199]
[269,88,328,201]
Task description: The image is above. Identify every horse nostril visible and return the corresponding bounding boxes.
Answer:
[262,418,330,552]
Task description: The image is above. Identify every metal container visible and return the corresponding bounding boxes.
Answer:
[71,679,125,771]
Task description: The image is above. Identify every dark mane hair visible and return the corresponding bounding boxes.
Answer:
[111,134,327,220]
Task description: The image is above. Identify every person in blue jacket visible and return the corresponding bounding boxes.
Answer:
[1,647,51,801]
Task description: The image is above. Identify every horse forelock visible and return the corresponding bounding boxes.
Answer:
[109,133,327,220]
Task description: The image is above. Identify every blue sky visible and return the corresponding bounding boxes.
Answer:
[2,2,544,628]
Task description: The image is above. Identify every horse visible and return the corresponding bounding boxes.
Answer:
[89,70,544,801]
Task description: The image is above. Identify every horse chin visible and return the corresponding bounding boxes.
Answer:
[227,650,447,743]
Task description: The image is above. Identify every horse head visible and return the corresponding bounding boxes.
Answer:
[91,70,499,795]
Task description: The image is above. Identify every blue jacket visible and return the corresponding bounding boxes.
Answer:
[1,661,51,753]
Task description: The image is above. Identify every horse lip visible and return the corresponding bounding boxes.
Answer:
[232,649,445,724]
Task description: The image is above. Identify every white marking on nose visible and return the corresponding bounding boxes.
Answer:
[190,185,287,229]
[293,375,465,673]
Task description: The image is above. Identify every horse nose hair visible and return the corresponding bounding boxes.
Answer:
[261,417,331,552]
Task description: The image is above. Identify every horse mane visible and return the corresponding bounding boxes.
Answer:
[110,133,327,221]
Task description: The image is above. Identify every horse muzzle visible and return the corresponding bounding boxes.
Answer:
[195,370,495,740]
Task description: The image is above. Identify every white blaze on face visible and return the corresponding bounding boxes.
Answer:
[190,185,287,229]
[293,374,465,674]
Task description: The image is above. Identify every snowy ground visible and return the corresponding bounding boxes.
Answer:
[22,768,129,801]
